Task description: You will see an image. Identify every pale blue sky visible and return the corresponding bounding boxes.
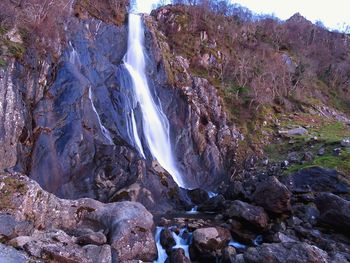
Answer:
[234,0,349,31]
[135,0,349,31]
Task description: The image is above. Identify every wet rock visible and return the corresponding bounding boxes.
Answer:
[224,200,269,229]
[0,243,30,263]
[243,242,329,263]
[192,227,231,250]
[252,177,292,214]
[315,193,350,231]
[198,194,225,212]
[283,167,350,194]
[165,248,191,263]
[160,228,176,253]
[77,231,107,246]
[221,246,237,263]
[188,189,209,205]
[228,220,259,245]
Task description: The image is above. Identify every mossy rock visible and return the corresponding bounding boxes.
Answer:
[0,176,28,210]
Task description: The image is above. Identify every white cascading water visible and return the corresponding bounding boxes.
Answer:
[124,7,185,187]
[154,227,191,263]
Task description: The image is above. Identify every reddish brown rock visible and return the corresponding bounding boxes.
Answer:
[253,177,292,214]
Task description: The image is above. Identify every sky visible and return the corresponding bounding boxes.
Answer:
[135,0,349,31]
[233,0,349,31]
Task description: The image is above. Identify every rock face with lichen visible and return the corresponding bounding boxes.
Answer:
[0,0,238,210]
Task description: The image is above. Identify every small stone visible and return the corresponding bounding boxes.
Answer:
[333,148,342,156]
[340,138,350,147]
[279,127,308,137]
[302,151,314,162]
[317,148,325,156]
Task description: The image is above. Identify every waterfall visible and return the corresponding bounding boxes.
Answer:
[123,8,185,187]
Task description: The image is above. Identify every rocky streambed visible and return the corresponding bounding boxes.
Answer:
[2,165,350,263]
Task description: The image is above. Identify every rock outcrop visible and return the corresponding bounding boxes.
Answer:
[0,172,157,262]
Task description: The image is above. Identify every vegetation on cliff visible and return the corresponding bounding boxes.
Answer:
[152,2,350,170]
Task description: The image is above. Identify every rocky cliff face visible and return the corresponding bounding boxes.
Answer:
[0,0,238,213]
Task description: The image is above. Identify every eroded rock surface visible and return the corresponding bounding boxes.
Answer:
[0,172,157,262]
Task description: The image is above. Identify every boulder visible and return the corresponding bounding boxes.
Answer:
[315,193,350,231]
[191,227,231,256]
[224,200,269,229]
[160,228,176,253]
[0,173,157,262]
[283,167,350,194]
[243,242,329,263]
[224,181,247,201]
[198,195,225,212]
[165,248,191,263]
[192,227,231,251]
[221,246,237,263]
[253,177,292,214]
[228,220,258,245]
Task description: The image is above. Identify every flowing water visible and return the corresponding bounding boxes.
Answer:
[124,8,185,187]
[154,227,192,263]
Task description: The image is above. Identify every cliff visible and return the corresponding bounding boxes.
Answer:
[0,1,350,262]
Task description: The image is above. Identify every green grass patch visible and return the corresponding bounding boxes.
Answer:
[317,122,350,143]
[4,39,25,59]
[286,150,350,175]
[0,58,6,67]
